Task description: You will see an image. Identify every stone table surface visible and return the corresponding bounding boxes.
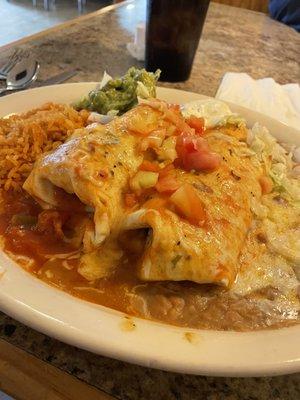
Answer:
[0,1,300,399]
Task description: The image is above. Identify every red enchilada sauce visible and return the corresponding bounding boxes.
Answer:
[0,190,141,313]
[0,190,298,331]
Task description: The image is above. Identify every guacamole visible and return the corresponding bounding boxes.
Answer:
[75,67,160,115]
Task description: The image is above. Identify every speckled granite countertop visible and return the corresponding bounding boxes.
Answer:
[1,0,299,93]
[0,1,300,399]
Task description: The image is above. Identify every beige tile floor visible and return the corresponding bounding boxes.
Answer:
[0,0,112,46]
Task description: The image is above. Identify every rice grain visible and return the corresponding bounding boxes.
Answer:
[0,102,89,191]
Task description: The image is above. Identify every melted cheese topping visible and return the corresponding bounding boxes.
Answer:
[2,99,299,331]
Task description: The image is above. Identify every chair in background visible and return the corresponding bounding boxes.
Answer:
[32,0,50,11]
[33,0,86,13]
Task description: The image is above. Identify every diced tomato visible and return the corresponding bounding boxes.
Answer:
[167,103,181,113]
[155,173,180,194]
[139,160,160,172]
[176,134,221,172]
[182,151,221,171]
[138,162,180,194]
[185,115,205,135]
[169,184,206,226]
[158,163,175,178]
[124,193,138,208]
[259,176,273,195]
[155,163,180,194]
[176,135,207,158]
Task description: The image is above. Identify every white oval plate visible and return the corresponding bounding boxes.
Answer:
[0,83,299,377]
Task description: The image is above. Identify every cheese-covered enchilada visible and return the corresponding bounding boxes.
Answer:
[0,96,299,331]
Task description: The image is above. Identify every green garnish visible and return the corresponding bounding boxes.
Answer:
[75,67,160,115]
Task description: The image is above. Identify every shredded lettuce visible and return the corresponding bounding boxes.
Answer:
[249,123,300,201]
[264,219,300,267]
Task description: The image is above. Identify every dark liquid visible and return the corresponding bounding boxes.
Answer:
[145,0,210,82]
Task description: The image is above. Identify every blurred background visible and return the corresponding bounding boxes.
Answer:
[0,0,272,47]
[0,0,113,46]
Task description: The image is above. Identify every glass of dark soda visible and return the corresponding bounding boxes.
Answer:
[145,0,210,82]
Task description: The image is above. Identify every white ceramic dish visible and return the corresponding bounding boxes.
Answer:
[0,83,299,377]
